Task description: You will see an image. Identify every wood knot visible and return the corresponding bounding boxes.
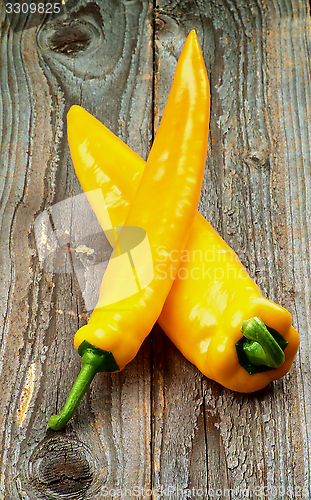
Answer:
[45,19,95,56]
[49,20,92,55]
[29,436,95,498]
[244,150,271,170]
[37,4,103,62]
[155,16,166,33]
[153,13,187,44]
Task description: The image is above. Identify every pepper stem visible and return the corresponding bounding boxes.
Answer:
[48,341,119,431]
[241,317,285,369]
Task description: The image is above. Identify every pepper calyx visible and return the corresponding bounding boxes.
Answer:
[78,340,120,372]
[236,317,288,375]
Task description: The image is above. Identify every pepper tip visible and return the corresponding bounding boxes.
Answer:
[67,104,86,124]
[188,29,198,41]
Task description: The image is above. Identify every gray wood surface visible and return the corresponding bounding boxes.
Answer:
[0,0,310,498]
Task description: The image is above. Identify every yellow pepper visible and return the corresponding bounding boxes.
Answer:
[162,214,300,393]
[66,104,300,392]
[49,30,210,430]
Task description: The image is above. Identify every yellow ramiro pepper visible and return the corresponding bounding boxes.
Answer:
[49,30,210,430]
[67,108,300,392]
[161,213,299,392]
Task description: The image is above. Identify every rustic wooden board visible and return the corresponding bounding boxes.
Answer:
[0,0,310,498]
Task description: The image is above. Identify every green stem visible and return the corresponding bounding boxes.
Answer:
[49,360,98,431]
[48,341,119,431]
[241,317,285,369]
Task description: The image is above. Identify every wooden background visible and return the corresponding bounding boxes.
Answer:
[0,0,310,498]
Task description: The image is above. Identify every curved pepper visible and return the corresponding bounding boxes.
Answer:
[49,30,210,430]
[161,214,299,392]
[66,89,300,391]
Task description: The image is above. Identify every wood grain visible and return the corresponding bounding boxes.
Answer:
[0,0,310,498]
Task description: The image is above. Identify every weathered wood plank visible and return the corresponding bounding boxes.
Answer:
[153,0,310,498]
[0,0,310,498]
[0,1,153,498]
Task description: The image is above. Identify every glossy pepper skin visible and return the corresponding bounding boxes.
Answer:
[67,99,299,390]
[161,214,300,392]
[49,30,210,430]
[73,29,209,369]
